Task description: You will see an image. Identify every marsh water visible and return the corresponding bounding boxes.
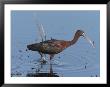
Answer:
[11,11,100,77]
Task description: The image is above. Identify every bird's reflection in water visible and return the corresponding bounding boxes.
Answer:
[26,61,59,77]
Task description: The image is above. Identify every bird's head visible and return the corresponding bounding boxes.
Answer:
[76,30,95,48]
[76,30,85,36]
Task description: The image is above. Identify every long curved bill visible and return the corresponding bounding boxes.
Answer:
[82,33,95,48]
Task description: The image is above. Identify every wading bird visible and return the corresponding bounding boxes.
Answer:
[27,30,95,62]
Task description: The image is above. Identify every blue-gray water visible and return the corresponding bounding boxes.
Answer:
[11,11,100,77]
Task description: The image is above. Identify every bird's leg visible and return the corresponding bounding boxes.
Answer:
[44,54,46,60]
[49,54,54,60]
[39,52,43,59]
[39,52,46,63]
[42,54,46,62]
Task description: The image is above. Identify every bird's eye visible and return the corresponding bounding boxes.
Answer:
[82,32,85,36]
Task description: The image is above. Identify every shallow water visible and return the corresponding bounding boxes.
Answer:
[11,11,100,77]
[11,46,99,77]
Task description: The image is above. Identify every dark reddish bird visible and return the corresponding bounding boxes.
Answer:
[27,30,94,61]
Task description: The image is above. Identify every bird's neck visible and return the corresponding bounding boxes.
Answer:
[67,33,81,47]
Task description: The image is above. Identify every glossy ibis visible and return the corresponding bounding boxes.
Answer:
[27,30,94,61]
